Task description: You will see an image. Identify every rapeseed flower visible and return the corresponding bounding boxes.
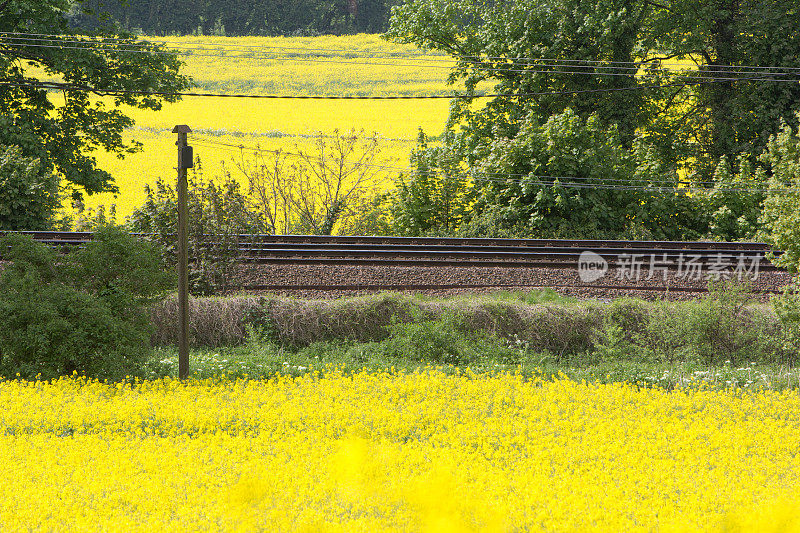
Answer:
[1,370,799,531]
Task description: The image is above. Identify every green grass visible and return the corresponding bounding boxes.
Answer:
[144,344,800,391]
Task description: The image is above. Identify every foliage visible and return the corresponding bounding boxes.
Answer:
[699,155,767,241]
[126,163,267,295]
[68,202,120,232]
[683,282,767,366]
[386,0,651,150]
[772,280,800,356]
[0,227,173,380]
[385,0,800,237]
[379,313,489,365]
[389,129,469,236]
[0,0,190,203]
[759,113,800,272]
[594,299,650,362]
[387,0,800,175]
[0,144,60,230]
[645,0,800,167]
[591,283,787,366]
[469,109,701,239]
[76,0,403,36]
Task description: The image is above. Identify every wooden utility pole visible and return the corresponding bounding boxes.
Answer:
[173,125,192,380]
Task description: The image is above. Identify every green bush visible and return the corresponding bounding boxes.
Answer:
[588,285,789,366]
[681,282,764,366]
[0,227,173,380]
[127,172,266,295]
[378,313,508,366]
[772,281,800,356]
[757,113,800,273]
[638,303,695,363]
[0,144,60,230]
[594,298,657,362]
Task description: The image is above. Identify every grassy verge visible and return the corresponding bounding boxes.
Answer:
[145,345,800,391]
[145,284,800,390]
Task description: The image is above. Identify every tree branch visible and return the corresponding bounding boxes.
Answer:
[640,52,689,64]
[663,83,688,111]
[642,0,673,12]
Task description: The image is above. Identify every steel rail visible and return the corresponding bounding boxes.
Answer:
[242,282,785,294]
[1,231,782,270]
[235,244,775,259]
[3,231,776,250]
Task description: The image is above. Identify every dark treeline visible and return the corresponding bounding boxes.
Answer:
[73,0,402,36]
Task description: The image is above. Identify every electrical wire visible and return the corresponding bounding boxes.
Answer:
[2,31,797,195]
[195,137,798,194]
[3,31,800,73]
[191,137,800,194]
[1,72,794,101]
[2,37,799,82]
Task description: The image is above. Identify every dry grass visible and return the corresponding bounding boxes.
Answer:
[149,292,604,351]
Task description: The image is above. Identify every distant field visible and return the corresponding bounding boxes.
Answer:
[76,35,456,219]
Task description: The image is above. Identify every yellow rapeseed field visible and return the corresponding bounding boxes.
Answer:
[3,370,800,532]
[77,35,455,219]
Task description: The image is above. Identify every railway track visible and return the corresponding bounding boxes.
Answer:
[3,231,782,267]
[3,232,787,296]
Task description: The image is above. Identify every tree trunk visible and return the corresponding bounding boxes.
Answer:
[707,0,741,163]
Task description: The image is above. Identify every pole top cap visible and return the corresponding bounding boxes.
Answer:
[172,125,192,133]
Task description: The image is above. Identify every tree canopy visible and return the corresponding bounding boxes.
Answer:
[0,0,190,200]
[385,0,800,239]
[387,0,800,171]
[74,0,403,37]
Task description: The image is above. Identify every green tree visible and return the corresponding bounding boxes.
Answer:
[385,0,800,238]
[699,155,766,241]
[389,130,469,235]
[759,114,800,272]
[127,163,267,295]
[645,0,800,168]
[0,227,173,380]
[0,144,59,230]
[76,0,403,36]
[386,0,656,154]
[469,108,701,239]
[0,0,190,202]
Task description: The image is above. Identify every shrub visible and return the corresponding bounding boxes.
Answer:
[772,280,800,357]
[683,282,779,366]
[758,113,800,273]
[638,302,695,363]
[593,298,653,362]
[127,171,266,295]
[0,227,173,380]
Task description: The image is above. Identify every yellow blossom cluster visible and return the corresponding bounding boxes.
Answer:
[2,370,800,532]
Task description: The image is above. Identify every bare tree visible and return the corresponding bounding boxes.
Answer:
[236,148,295,234]
[236,129,387,235]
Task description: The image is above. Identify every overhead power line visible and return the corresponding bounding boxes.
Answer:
[191,137,800,195]
[3,32,800,74]
[1,73,795,101]
[2,35,800,81]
